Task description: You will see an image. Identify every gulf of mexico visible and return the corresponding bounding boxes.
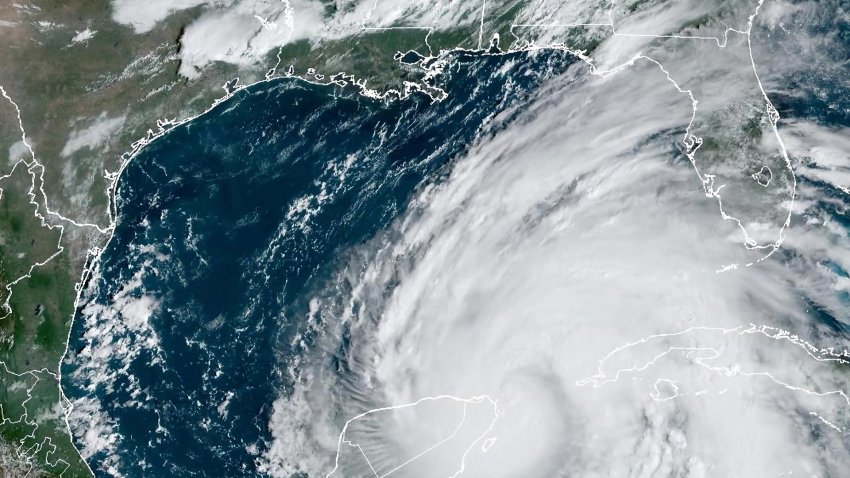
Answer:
[61,50,581,477]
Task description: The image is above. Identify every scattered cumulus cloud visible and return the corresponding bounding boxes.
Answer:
[71,28,97,43]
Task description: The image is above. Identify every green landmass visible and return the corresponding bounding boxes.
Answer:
[0,161,88,476]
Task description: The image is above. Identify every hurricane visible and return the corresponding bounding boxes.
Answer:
[61,0,850,477]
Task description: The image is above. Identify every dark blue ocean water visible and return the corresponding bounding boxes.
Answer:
[62,50,580,477]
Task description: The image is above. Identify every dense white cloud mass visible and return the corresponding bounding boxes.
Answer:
[254,2,850,476]
[112,0,326,77]
[111,0,210,33]
[177,0,328,79]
